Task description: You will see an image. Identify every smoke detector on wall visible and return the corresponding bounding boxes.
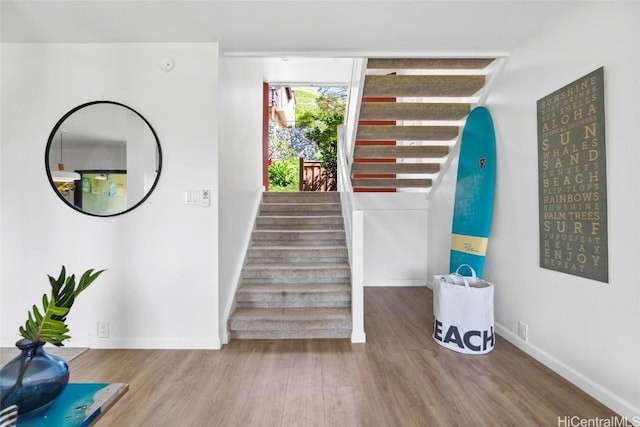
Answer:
[160,57,175,72]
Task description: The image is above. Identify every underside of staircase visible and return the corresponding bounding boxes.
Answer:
[228,192,351,339]
[352,57,495,192]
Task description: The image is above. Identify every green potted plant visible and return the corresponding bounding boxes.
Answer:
[0,266,105,415]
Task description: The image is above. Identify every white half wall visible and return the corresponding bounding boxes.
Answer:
[218,57,265,344]
[430,2,640,418]
[0,43,220,349]
[356,193,429,287]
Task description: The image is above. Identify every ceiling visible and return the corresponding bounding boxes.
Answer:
[1,1,580,56]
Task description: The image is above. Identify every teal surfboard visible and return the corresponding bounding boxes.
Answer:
[449,106,496,276]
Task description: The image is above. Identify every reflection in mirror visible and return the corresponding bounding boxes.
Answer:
[45,101,162,216]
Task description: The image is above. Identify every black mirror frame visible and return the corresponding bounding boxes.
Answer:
[45,100,163,217]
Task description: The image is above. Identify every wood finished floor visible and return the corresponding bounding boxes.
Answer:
[70,287,619,426]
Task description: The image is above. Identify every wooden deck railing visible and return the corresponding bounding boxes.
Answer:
[299,158,334,191]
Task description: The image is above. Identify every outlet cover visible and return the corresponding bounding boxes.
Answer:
[518,321,528,341]
[98,321,109,338]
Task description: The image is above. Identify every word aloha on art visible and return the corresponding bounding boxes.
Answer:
[537,67,608,283]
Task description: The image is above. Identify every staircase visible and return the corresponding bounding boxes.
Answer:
[352,57,495,192]
[228,192,352,339]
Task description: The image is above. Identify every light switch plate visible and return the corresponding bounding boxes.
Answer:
[185,191,199,205]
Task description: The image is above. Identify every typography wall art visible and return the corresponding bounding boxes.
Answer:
[537,67,608,283]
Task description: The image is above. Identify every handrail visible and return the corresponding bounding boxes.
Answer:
[337,125,353,254]
[337,56,367,343]
[337,57,366,258]
[344,58,367,166]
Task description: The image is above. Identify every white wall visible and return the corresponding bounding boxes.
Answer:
[0,43,220,349]
[262,58,353,86]
[430,2,640,418]
[217,57,265,344]
[355,193,429,287]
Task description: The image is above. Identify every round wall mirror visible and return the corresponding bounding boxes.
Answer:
[45,101,162,217]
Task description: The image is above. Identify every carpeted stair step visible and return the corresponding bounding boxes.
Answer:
[259,202,341,216]
[247,245,348,263]
[352,57,494,193]
[351,162,440,175]
[235,283,351,308]
[255,215,344,230]
[351,178,432,189]
[366,58,494,70]
[363,75,485,98]
[229,191,352,340]
[251,230,346,246]
[353,145,449,159]
[229,307,352,339]
[262,191,340,204]
[230,329,352,339]
[359,102,470,121]
[356,125,459,141]
[242,262,351,282]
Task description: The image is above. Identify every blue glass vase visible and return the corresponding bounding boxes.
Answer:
[0,339,69,415]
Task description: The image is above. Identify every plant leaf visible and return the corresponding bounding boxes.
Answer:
[75,269,106,298]
[19,293,70,346]
[20,266,105,346]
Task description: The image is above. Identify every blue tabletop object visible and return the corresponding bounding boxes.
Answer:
[17,383,128,427]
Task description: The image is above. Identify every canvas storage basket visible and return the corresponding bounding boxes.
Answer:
[432,264,495,354]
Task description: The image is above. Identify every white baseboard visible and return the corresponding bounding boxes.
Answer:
[86,337,221,350]
[351,330,366,343]
[2,336,222,350]
[495,323,640,421]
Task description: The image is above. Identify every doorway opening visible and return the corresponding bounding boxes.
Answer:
[264,85,347,192]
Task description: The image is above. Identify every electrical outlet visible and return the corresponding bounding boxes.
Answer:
[98,321,109,338]
[518,321,528,341]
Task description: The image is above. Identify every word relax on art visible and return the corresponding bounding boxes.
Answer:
[433,320,495,352]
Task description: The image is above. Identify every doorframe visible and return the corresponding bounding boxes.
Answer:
[262,82,270,190]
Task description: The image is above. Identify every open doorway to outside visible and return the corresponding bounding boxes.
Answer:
[265,85,347,192]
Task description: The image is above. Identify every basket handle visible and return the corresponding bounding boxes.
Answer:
[444,272,471,288]
[455,264,477,278]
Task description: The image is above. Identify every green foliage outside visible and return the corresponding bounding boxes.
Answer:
[268,158,299,192]
[269,132,299,191]
[267,87,345,192]
[303,93,346,190]
[295,88,321,128]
